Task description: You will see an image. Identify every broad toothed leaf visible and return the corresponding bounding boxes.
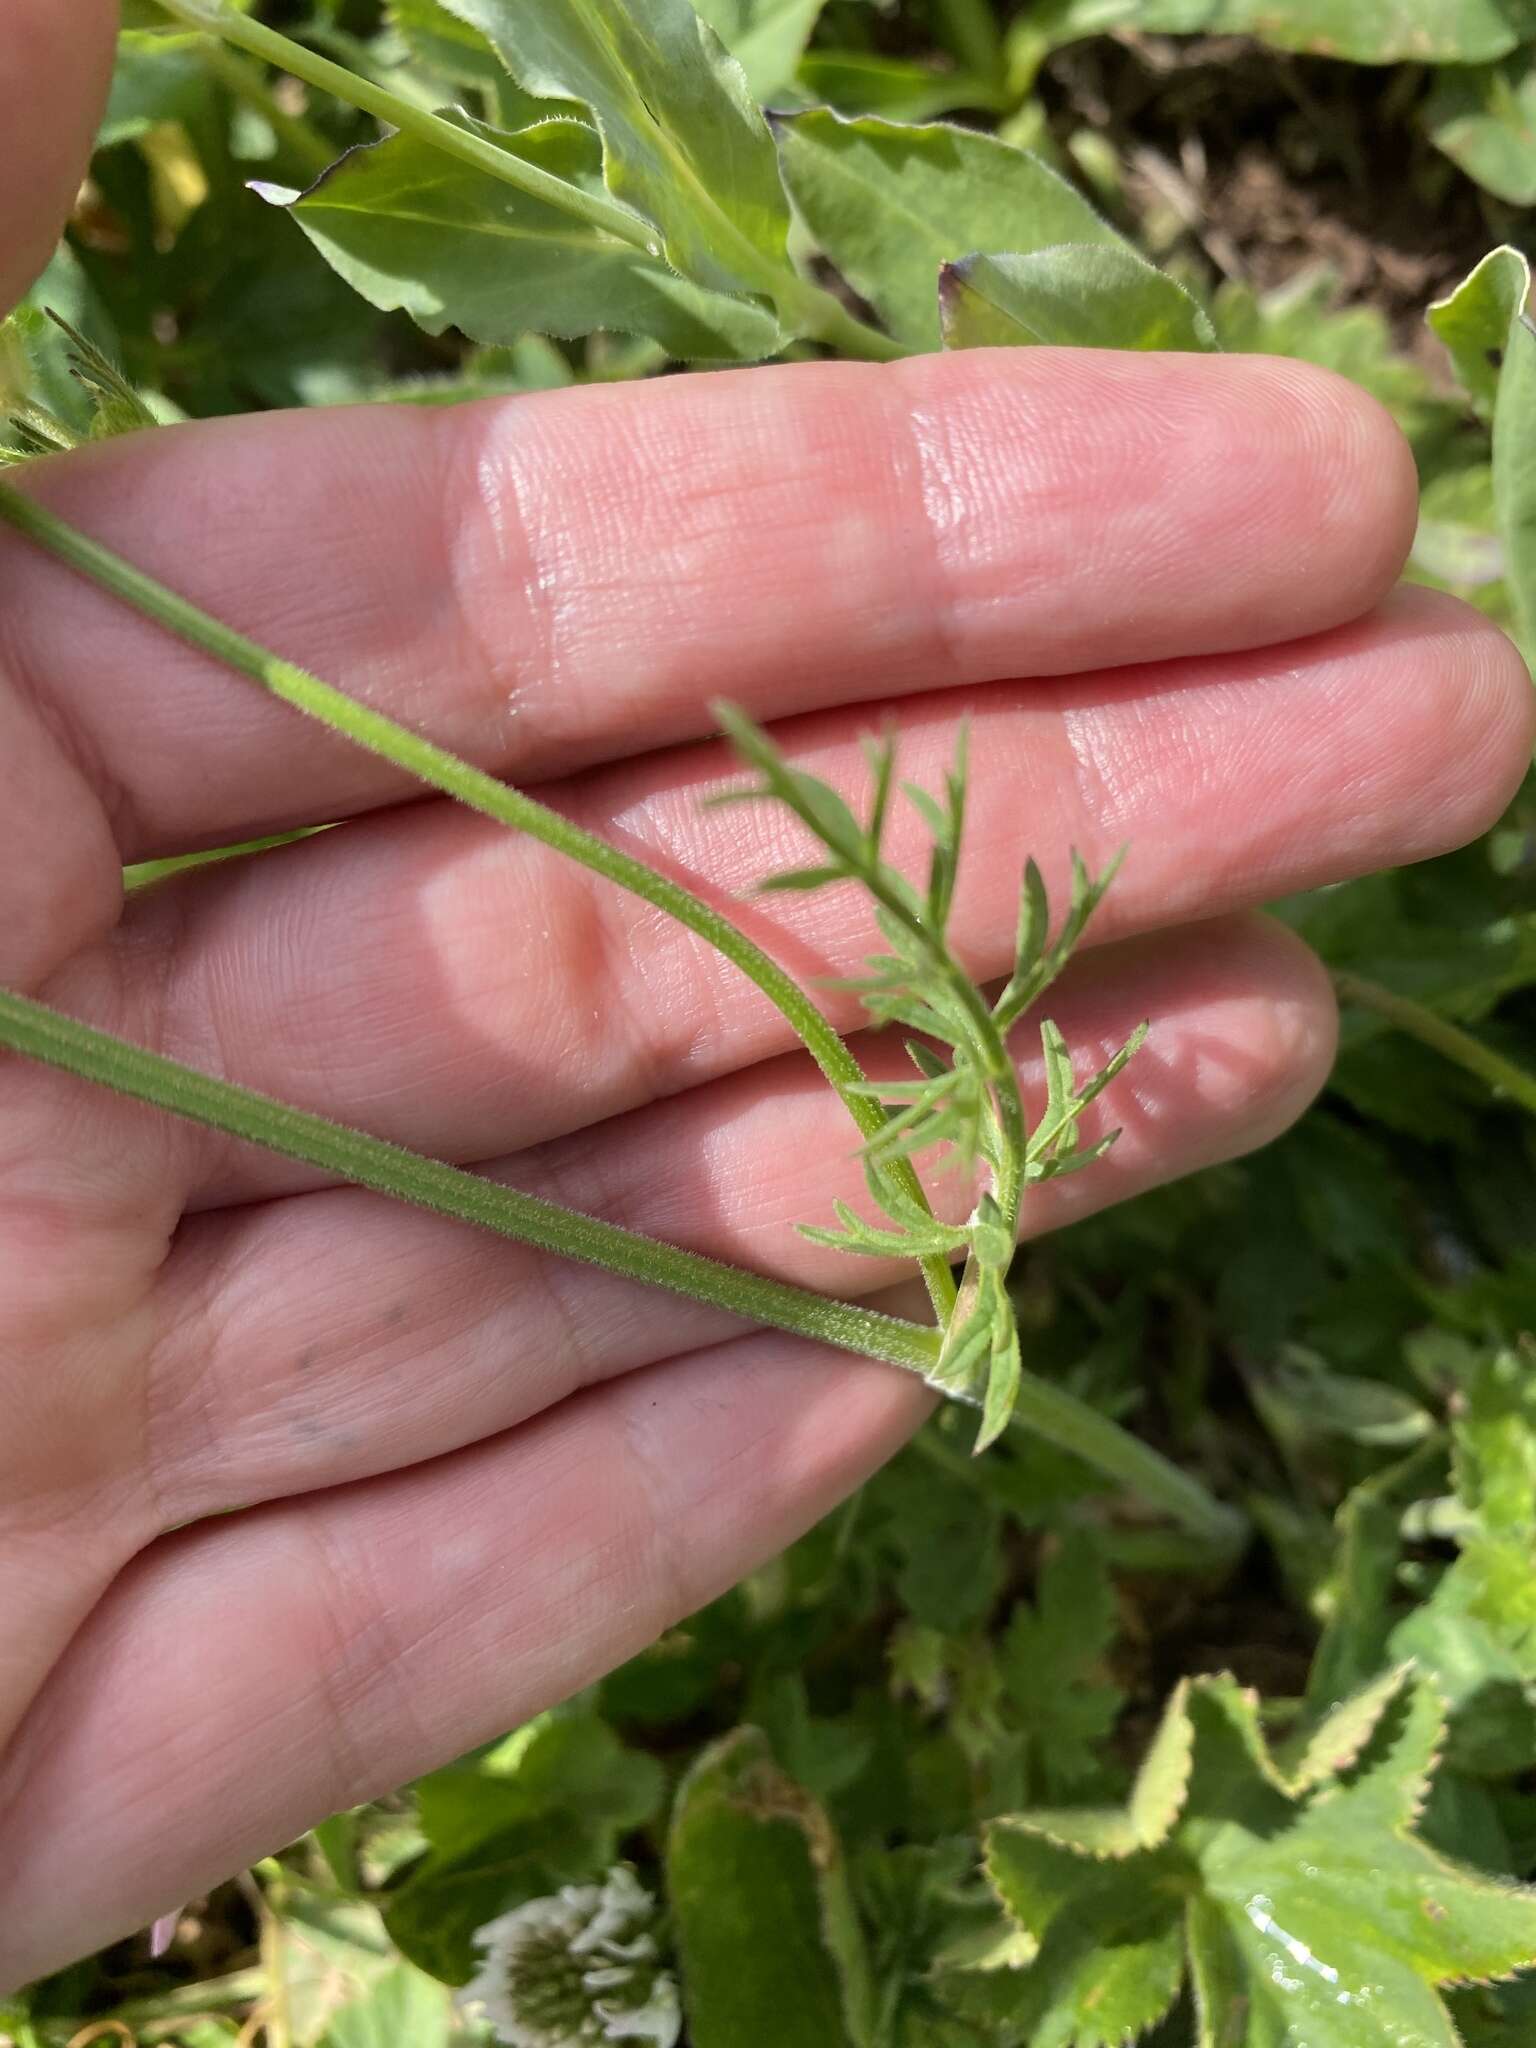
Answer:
[438,0,793,299]
[982,1672,1536,2048]
[260,117,782,362]
[774,111,1122,349]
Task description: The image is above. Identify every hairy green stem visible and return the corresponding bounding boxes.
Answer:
[0,479,955,1323]
[1333,971,1536,1121]
[0,987,940,1371]
[0,489,1246,1545]
[0,987,1243,1545]
[149,0,904,364]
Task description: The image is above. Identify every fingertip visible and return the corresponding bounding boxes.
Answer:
[0,0,118,311]
[1242,352,1422,619]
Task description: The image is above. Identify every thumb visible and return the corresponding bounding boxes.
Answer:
[1,0,119,313]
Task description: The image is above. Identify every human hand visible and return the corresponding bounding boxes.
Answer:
[2,0,1532,1988]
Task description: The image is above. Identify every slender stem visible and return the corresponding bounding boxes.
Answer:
[1333,970,1536,1121]
[153,0,659,253]
[149,0,905,366]
[859,859,1028,1228]
[0,986,1239,1541]
[0,986,941,1373]
[0,481,954,1324]
[0,494,1245,1545]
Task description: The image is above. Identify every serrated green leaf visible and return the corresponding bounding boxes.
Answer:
[1020,1677,1197,1858]
[1425,49,1536,206]
[940,245,1217,353]
[977,1826,1186,2047]
[262,116,781,361]
[438,0,793,298]
[1277,1664,1414,1797]
[668,1728,873,2048]
[774,111,1121,349]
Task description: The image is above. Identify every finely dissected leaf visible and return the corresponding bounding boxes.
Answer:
[1000,1532,1125,1796]
[437,0,794,297]
[939,245,1218,353]
[690,0,828,101]
[773,112,1121,349]
[1425,50,1536,206]
[1428,248,1536,654]
[668,1728,873,2048]
[261,116,782,360]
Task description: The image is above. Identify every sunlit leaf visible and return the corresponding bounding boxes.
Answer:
[260,116,782,360]
[774,111,1120,348]
[438,0,794,297]
[940,244,1218,352]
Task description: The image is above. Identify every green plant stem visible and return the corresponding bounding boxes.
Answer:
[0,985,941,1373]
[0,479,955,1325]
[1333,970,1536,1121]
[0,985,1244,1546]
[154,0,659,249]
[149,0,904,364]
[859,859,1028,1228]
[0,501,1246,1547]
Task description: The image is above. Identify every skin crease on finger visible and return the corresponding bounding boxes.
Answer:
[50,581,1532,1216]
[2,347,1424,861]
[136,914,1338,1529]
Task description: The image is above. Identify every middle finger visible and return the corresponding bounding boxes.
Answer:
[51,581,1532,1211]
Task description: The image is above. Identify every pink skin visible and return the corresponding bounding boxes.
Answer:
[0,2,1532,1987]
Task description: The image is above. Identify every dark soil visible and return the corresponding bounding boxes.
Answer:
[1039,30,1530,350]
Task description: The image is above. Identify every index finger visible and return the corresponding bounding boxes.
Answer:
[2,347,1417,862]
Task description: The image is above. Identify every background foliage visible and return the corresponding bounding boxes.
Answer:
[3,0,1536,2042]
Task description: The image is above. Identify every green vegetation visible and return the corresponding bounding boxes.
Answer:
[3,0,1535,2042]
